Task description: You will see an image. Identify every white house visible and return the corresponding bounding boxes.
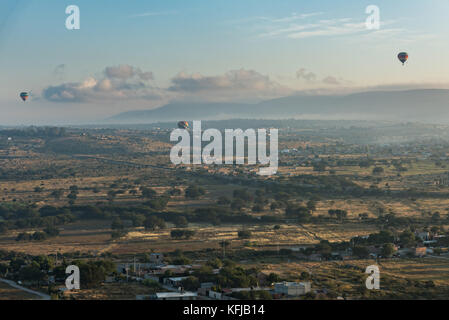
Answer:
[274,282,311,296]
[154,292,198,300]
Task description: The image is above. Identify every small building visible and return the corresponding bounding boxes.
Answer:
[415,247,427,257]
[274,282,311,296]
[209,291,222,300]
[163,276,189,287]
[308,254,322,262]
[153,292,198,300]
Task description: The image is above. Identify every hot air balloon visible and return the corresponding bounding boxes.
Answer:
[20,92,29,102]
[398,52,409,66]
[177,121,189,129]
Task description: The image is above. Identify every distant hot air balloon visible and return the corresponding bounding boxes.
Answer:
[398,52,409,66]
[177,121,189,129]
[20,92,29,102]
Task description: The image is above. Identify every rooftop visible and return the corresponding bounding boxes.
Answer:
[155,292,197,299]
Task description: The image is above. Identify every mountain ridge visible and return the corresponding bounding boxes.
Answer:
[108,89,449,123]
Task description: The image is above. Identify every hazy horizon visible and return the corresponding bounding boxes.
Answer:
[2,0,449,124]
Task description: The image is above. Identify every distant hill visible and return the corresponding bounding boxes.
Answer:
[108,89,449,123]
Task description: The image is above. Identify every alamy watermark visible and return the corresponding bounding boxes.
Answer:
[170,121,278,176]
[65,265,80,290]
[365,5,380,30]
[66,5,80,30]
[365,265,380,290]
[63,5,379,31]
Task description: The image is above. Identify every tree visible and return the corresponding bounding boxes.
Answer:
[169,188,182,196]
[252,204,264,213]
[270,201,283,210]
[16,233,32,241]
[267,273,281,283]
[217,196,231,205]
[181,276,200,291]
[172,255,192,265]
[316,240,332,257]
[173,216,188,228]
[67,191,77,205]
[18,264,46,286]
[143,279,163,291]
[144,216,166,231]
[78,261,115,289]
[372,167,384,175]
[206,258,223,269]
[353,246,369,259]
[431,212,441,223]
[43,225,60,237]
[145,197,169,210]
[286,205,312,223]
[313,162,326,172]
[141,187,157,199]
[171,229,195,239]
[233,189,254,202]
[381,243,396,258]
[400,230,416,247]
[50,189,64,200]
[328,209,347,221]
[32,232,48,241]
[306,200,317,212]
[185,185,206,199]
[111,217,125,230]
[238,230,252,239]
[299,271,311,280]
[67,192,77,201]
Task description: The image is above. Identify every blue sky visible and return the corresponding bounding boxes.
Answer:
[1,0,449,124]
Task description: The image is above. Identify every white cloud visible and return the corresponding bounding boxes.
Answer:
[242,13,421,41]
[43,67,292,104]
[43,65,164,103]
[322,76,340,85]
[296,68,317,82]
[168,69,292,102]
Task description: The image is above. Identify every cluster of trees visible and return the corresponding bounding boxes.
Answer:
[190,260,260,290]
[285,204,312,223]
[67,185,79,205]
[52,260,115,289]
[350,228,429,258]
[0,127,67,138]
[171,229,195,239]
[0,251,55,287]
[328,209,348,220]
[185,185,206,199]
[0,204,74,234]
[16,225,60,242]
[238,230,252,239]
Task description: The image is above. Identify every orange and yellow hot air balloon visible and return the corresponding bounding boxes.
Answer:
[177,121,189,129]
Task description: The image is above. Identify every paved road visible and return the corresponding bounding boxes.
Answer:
[0,278,51,300]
